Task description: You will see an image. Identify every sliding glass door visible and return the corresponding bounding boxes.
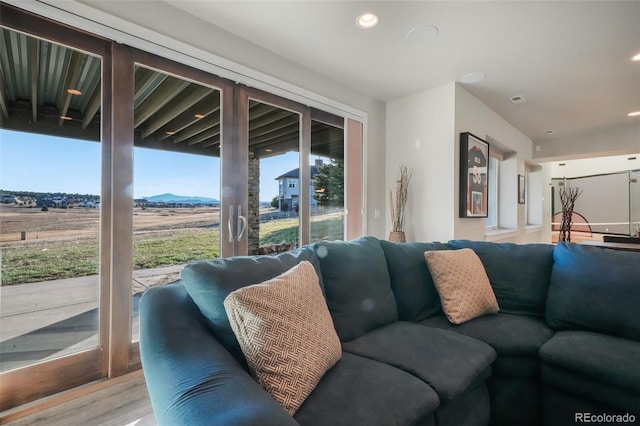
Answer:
[0,9,110,409]
[0,4,363,412]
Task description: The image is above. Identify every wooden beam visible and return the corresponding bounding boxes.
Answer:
[0,66,9,119]
[250,123,299,145]
[140,85,214,138]
[81,82,101,130]
[57,51,85,126]
[133,76,189,127]
[249,108,295,133]
[29,37,39,122]
[185,124,220,146]
[172,116,218,144]
[133,67,163,105]
[153,92,219,141]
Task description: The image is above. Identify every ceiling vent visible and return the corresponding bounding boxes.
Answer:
[545,130,556,136]
[510,95,527,104]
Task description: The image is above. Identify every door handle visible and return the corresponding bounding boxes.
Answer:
[228,204,234,242]
[237,205,247,241]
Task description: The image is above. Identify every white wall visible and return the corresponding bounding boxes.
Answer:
[385,83,548,244]
[534,121,640,161]
[549,153,640,178]
[454,85,545,243]
[386,83,456,242]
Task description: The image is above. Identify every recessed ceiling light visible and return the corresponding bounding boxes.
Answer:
[510,95,527,104]
[356,13,379,29]
[628,111,640,117]
[632,53,640,61]
[60,115,73,121]
[67,89,82,96]
[194,114,205,119]
[405,25,438,40]
[460,72,485,83]
[165,130,176,135]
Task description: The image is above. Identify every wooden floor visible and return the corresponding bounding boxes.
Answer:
[3,371,157,426]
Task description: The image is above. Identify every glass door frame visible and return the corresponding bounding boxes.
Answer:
[236,85,310,253]
[0,3,364,412]
[0,5,111,410]
[120,48,235,369]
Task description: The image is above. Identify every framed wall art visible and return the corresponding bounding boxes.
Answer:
[518,174,526,204]
[459,132,489,218]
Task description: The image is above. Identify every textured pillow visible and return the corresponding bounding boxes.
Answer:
[224,261,341,415]
[181,247,322,366]
[424,248,499,324]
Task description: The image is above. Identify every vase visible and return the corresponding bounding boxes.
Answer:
[388,231,406,243]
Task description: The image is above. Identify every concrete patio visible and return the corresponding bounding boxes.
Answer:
[0,265,182,372]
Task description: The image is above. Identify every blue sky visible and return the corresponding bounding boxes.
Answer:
[0,129,301,201]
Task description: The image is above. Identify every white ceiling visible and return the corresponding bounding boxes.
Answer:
[166,1,638,144]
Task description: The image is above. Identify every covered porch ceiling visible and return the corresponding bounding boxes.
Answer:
[0,27,344,160]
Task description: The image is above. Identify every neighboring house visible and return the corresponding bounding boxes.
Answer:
[275,159,323,211]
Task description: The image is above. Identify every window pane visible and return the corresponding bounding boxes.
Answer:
[131,65,221,342]
[310,121,344,242]
[250,101,300,255]
[0,30,102,371]
[486,157,499,228]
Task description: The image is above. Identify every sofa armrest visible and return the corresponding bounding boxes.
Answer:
[140,282,298,426]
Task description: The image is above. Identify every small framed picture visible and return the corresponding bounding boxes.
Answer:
[459,132,489,218]
[518,174,526,204]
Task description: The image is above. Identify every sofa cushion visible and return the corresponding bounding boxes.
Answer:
[546,243,640,340]
[294,352,439,426]
[314,237,398,341]
[448,240,554,317]
[224,261,341,415]
[380,240,449,321]
[342,321,496,403]
[418,313,554,357]
[425,248,499,324]
[539,331,640,395]
[542,386,639,426]
[181,247,321,365]
[435,384,490,426]
[487,377,540,426]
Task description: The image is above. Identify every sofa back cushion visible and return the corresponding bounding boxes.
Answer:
[314,237,398,341]
[546,242,640,340]
[181,247,322,365]
[448,240,554,317]
[380,240,449,321]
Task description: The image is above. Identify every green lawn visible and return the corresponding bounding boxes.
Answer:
[1,230,220,286]
[2,217,343,286]
[259,217,344,245]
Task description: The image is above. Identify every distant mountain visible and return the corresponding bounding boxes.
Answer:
[142,193,219,204]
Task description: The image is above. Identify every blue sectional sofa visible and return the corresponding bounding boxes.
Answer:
[139,237,640,426]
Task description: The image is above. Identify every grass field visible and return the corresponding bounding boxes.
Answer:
[1,206,343,285]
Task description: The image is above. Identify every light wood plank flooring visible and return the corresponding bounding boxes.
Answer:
[3,371,156,426]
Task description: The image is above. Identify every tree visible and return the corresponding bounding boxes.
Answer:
[313,159,344,207]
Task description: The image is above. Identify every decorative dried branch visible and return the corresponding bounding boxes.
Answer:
[389,165,413,232]
[559,184,583,242]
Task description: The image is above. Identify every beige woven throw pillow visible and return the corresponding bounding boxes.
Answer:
[224,261,341,415]
[424,248,499,324]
